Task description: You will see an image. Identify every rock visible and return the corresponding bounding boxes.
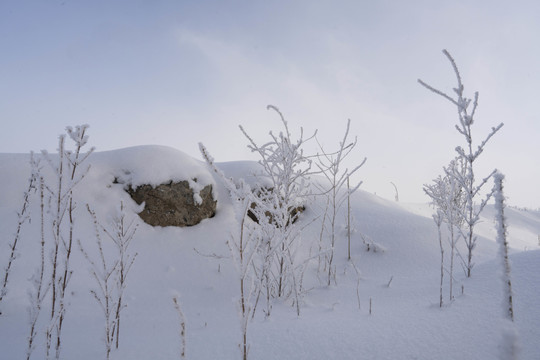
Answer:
[247,203,305,226]
[246,186,305,226]
[126,180,216,227]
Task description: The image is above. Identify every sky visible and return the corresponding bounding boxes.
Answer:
[1,0,539,208]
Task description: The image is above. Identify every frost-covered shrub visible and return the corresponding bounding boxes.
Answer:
[41,125,94,359]
[80,202,138,359]
[314,119,366,284]
[493,172,519,359]
[0,153,40,315]
[424,157,467,303]
[199,143,259,360]
[419,50,503,278]
[239,105,315,314]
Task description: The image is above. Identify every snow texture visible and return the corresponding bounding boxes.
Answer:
[97,145,215,193]
[0,147,539,359]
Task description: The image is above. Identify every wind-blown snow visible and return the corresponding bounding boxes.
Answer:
[0,147,539,359]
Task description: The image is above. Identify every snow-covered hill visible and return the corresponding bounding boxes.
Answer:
[0,146,539,359]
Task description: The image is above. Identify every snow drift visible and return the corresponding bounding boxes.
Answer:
[0,146,539,359]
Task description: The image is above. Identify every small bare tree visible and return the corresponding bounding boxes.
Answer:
[424,157,466,302]
[80,203,138,359]
[80,205,118,360]
[200,143,260,360]
[102,202,138,349]
[41,125,94,359]
[315,119,366,284]
[239,105,315,314]
[432,210,444,308]
[26,175,49,360]
[1,153,40,314]
[419,49,503,278]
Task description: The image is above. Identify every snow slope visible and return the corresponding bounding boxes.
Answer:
[0,146,539,359]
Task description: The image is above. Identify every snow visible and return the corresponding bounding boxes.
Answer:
[91,144,215,189]
[0,146,539,359]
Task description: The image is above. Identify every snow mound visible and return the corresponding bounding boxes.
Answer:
[91,145,215,189]
[216,160,271,188]
[0,147,539,359]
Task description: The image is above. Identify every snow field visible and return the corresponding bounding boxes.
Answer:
[0,147,539,359]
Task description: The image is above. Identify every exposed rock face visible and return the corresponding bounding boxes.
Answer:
[246,187,305,226]
[126,180,216,227]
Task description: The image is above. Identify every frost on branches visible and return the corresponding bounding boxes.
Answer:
[79,202,138,360]
[493,173,514,321]
[40,125,95,359]
[314,119,366,285]
[419,49,503,278]
[424,157,466,305]
[0,153,41,314]
[493,172,519,360]
[199,143,260,360]
[199,106,316,359]
[239,105,315,315]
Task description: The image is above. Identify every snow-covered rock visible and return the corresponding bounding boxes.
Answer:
[100,145,218,227]
[126,180,216,227]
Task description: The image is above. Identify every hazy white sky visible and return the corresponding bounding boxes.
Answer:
[1,0,539,208]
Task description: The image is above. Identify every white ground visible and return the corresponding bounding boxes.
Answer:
[0,146,538,359]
